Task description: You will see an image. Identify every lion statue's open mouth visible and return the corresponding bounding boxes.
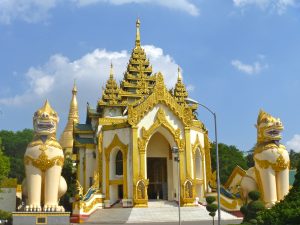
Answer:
[33,100,59,135]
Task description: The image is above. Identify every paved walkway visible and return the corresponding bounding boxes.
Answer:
[86,201,240,224]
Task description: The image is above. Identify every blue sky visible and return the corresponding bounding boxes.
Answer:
[1,0,300,152]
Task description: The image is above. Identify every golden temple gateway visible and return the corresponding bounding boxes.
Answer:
[59,19,213,209]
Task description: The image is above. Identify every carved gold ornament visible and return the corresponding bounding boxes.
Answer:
[137,108,185,154]
[255,154,289,172]
[128,73,193,126]
[28,137,62,150]
[24,151,64,172]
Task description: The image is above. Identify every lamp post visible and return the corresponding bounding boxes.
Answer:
[197,103,221,225]
[172,146,181,225]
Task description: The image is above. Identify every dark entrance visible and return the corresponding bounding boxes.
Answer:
[147,157,168,200]
[118,185,123,199]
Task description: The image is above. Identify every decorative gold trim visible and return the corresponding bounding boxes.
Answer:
[28,138,62,150]
[138,108,185,154]
[98,133,103,192]
[220,197,241,210]
[99,117,128,125]
[24,151,64,172]
[104,134,128,199]
[254,155,289,172]
[12,213,70,217]
[254,143,286,155]
[224,165,246,189]
[83,197,103,213]
[109,179,123,185]
[204,132,212,190]
[185,128,192,178]
[102,123,130,131]
[191,134,205,196]
[134,178,149,207]
[127,73,193,127]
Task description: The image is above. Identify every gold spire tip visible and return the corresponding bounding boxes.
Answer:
[72,79,77,94]
[135,18,141,46]
[110,62,114,78]
[177,66,182,81]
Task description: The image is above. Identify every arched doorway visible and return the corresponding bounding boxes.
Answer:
[146,131,175,201]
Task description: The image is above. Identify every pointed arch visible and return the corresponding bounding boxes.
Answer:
[104,134,128,199]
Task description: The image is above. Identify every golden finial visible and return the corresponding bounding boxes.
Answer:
[135,18,141,47]
[72,79,77,95]
[110,62,114,79]
[177,66,182,81]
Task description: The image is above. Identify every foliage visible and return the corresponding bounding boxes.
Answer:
[0,209,12,224]
[206,196,216,204]
[0,129,34,183]
[241,191,265,225]
[289,149,300,170]
[60,158,77,212]
[210,143,248,184]
[0,138,10,184]
[248,191,260,201]
[257,161,300,225]
[206,196,218,225]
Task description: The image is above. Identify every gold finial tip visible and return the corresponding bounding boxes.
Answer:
[177,66,182,81]
[136,18,140,26]
[72,80,77,94]
[110,62,114,78]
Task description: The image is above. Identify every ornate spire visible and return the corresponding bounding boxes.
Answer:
[119,19,155,104]
[174,66,188,105]
[98,63,123,106]
[136,18,141,47]
[59,81,79,155]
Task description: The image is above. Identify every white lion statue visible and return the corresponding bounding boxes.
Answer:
[22,100,67,212]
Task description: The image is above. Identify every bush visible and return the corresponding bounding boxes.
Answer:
[206,204,218,212]
[248,191,260,201]
[0,210,12,225]
[206,196,216,204]
[241,191,265,224]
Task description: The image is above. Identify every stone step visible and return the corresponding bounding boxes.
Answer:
[86,202,240,224]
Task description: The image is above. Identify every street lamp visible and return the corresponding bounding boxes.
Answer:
[187,98,221,225]
[172,146,181,225]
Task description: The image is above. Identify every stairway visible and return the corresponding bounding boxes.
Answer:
[86,200,240,224]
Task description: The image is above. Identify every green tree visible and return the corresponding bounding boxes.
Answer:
[0,129,34,182]
[60,158,77,212]
[206,196,218,225]
[289,149,300,170]
[210,143,248,184]
[0,137,10,184]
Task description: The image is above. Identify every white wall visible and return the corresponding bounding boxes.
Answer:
[0,188,16,212]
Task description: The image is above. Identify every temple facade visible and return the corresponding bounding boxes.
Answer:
[61,20,213,208]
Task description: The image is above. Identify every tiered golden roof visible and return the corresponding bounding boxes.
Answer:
[120,19,156,103]
[98,63,124,106]
[59,82,79,154]
[173,67,188,105]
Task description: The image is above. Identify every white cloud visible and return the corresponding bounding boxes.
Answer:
[0,0,58,24]
[186,84,195,92]
[231,59,268,75]
[74,0,199,16]
[0,0,199,24]
[286,134,300,152]
[0,45,180,109]
[233,0,296,14]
